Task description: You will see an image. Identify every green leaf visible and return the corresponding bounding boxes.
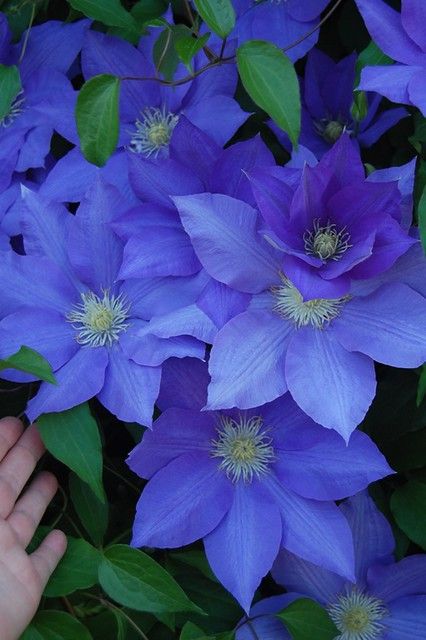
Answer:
[417,365,426,407]
[391,480,426,549]
[237,40,300,147]
[175,33,210,72]
[0,63,21,122]
[277,599,338,640]
[44,536,101,597]
[0,346,56,384]
[355,40,392,85]
[194,0,235,38]
[76,74,121,167]
[37,403,104,502]
[68,0,136,28]
[153,24,192,81]
[180,622,206,639]
[98,544,203,614]
[351,90,368,123]
[69,473,109,546]
[418,183,426,255]
[20,611,93,640]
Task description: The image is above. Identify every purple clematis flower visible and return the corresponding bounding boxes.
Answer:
[247,135,416,293]
[232,0,331,61]
[235,594,299,639]
[127,358,391,612]
[269,48,408,158]
[270,491,426,640]
[0,14,88,189]
[355,0,426,115]
[82,29,247,152]
[172,154,426,439]
[0,179,215,425]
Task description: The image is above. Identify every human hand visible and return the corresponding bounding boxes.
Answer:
[0,417,67,640]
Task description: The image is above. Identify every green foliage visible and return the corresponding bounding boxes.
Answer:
[175,33,211,72]
[193,0,235,39]
[76,74,121,167]
[37,403,105,502]
[417,365,426,407]
[391,480,426,549]
[236,40,301,147]
[98,544,203,614]
[277,598,338,640]
[418,182,426,255]
[69,473,109,546]
[153,24,192,80]
[355,40,392,85]
[0,63,21,121]
[68,0,136,29]
[0,346,56,384]
[44,536,102,597]
[20,611,93,640]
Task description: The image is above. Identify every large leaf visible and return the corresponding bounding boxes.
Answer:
[37,403,104,502]
[0,64,21,122]
[237,40,300,146]
[277,599,338,640]
[0,346,56,384]
[69,473,109,546]
[76,74,121,167]
[20,611,93,640]
[193,0,235,38]
[391,481,426,549]
[44,536,101,597]
[98,544,202,614]
[68,0,136,28]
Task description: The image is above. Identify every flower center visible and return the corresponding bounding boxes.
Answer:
[328,589,387,640]
[271,274,348,328]
[1,91,25,128]
[304,219,351,262]
[67,290,130,348]
[211,415,274,483]
[129,106,179,157]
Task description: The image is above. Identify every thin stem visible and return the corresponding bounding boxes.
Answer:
[48,484,69,530]
[107,527,132,546]
[104,463,140,493]
[281,0,345,55]
[18,1,36,65]
[61,596,77,617]
[155,26,172,77]
[83,593,150,640]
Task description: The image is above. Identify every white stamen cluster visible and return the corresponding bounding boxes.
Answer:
[328,589,387,640]
[1,91,25,128]
[272,275,348,328]
[211,415,275,483]
[67,290,130,348]
[129,106,179,157]
[304,218,351,262]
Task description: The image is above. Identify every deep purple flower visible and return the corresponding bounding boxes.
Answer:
[172,163,426,439]
[0,15,88,189]
[127,358,391,612]
[232,0,331,61]
[247,135,415,293]
[269,491,426,639]
[0,179,215,425]
[355,0,426,115]
[81,30,247,152]
[269,49,408,157]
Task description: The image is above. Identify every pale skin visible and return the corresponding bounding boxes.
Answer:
[0,417,67,640]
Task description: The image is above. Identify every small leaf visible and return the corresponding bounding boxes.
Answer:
[68,0,136,28]
[175,33,210,72]
[153,24,192,81]
[69,473,109,546]
[0,346,56,384]
[277,598,338,640]
[44,536,101,597]
[355,40,392,85]
[76,74,121,167]
[0,64,21,122]
[37,403,104,502]
[194,0,235,38]
[98,544,203,614]
[20,611,93,640]
[237,40,301,147]
[391,480,426,549]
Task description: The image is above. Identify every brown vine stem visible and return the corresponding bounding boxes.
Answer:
[122,0,345,87]
[18,1,36,64]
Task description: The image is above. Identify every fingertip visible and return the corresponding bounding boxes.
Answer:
[46,529,68,557]
[0,416,24,441]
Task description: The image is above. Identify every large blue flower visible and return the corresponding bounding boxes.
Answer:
[127,358,391,613]
[0,180,215,425]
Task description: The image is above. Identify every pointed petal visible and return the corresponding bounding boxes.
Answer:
[285,328,376,440]
[205,481,282,613]
[401,0,426,51]
[157,357,210,411]
[332,284,426,368]
[359,65,420,105]
[408,68,426,115]
[183,95,247,146]
[386,596,426,639]
[131,453,233,548]
[207,310,292,410]
[197,280,250,330]
[368,556,426,602]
